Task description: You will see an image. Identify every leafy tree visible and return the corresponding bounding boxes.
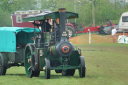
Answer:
[0,0,128,27]
[0,0,38,27]
[0,9,12,27]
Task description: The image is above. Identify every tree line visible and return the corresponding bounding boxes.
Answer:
[0,0,128,27]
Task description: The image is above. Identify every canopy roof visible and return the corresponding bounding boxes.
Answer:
[23,11,78,22]
[0,27,40,52]
[0,27,40,33]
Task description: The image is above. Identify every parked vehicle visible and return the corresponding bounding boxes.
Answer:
[99,23,115,34]
[0,27,40,75]
[77,25,101,33]
[66,23,78,37]
[118,12,128,32]
[77,22,115,35]
[11,9,52,28]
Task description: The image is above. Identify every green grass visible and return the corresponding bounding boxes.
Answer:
[74,33,99,37]
[0,43,128,85]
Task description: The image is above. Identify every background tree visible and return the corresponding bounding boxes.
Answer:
[0,0,128,27]
[0,0,38,27]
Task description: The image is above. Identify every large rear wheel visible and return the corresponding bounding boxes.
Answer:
[79,56,86,78]
[25,45,34,78]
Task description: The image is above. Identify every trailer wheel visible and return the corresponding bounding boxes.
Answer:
[79,56,86,78]
[66,26,75,37]
[24,45,34,78]
[0,54,6,75]
[44,58,50,79]
[62,69,75,76]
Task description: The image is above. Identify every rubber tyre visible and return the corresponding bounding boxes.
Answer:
[44,58,50,79]
[66,26,75,37]
[62,69,75,76]
[79,56,86,78]
[61,70,67,76]
[67,69,75,76]
[33,71,40,77]
[55,70,62,73]
[0,54,6,75]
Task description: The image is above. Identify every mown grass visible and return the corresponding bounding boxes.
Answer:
[0,43,128,85]
[74,33,99,37]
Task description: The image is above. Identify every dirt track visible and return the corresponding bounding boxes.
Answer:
[69,33,128,44]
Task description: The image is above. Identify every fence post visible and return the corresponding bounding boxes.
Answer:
[88,29,91,44]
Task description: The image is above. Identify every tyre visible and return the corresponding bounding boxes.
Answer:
[44,58,50,79]
[72,23,79,32]
[79,56,86,78]
[33,71,40,77]
[62,69,75,76]
[55,70,62,73]
[66,26,75,37]
[0,54,6,75]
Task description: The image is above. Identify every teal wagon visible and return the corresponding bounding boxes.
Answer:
[0,27,40,75]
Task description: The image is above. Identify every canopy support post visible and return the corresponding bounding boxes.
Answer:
[34,20,35,44]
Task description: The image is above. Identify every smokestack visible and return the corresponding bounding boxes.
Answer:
[58,8,67,41]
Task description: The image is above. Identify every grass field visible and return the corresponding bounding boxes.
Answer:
[0,43,128,85]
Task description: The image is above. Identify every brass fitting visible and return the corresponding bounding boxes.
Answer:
[43,67,45,71]
[28,58,31,63]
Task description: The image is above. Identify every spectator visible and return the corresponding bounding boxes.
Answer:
[111,27,117,43]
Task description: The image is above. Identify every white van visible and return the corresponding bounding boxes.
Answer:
[119,12,128,31]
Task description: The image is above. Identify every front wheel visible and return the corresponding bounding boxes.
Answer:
[79,56,86,78]
[44,58,50,79]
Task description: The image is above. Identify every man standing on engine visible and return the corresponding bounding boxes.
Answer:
[107,19,112,26]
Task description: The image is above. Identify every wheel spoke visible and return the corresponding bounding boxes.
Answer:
[24,45,34,78]
[28,66,32,71]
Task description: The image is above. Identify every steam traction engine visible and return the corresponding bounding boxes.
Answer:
[23,8,86,79]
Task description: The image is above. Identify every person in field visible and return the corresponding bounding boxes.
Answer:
[111,27,117,43]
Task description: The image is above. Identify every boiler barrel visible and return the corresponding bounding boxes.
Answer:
[48,41,75,57]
